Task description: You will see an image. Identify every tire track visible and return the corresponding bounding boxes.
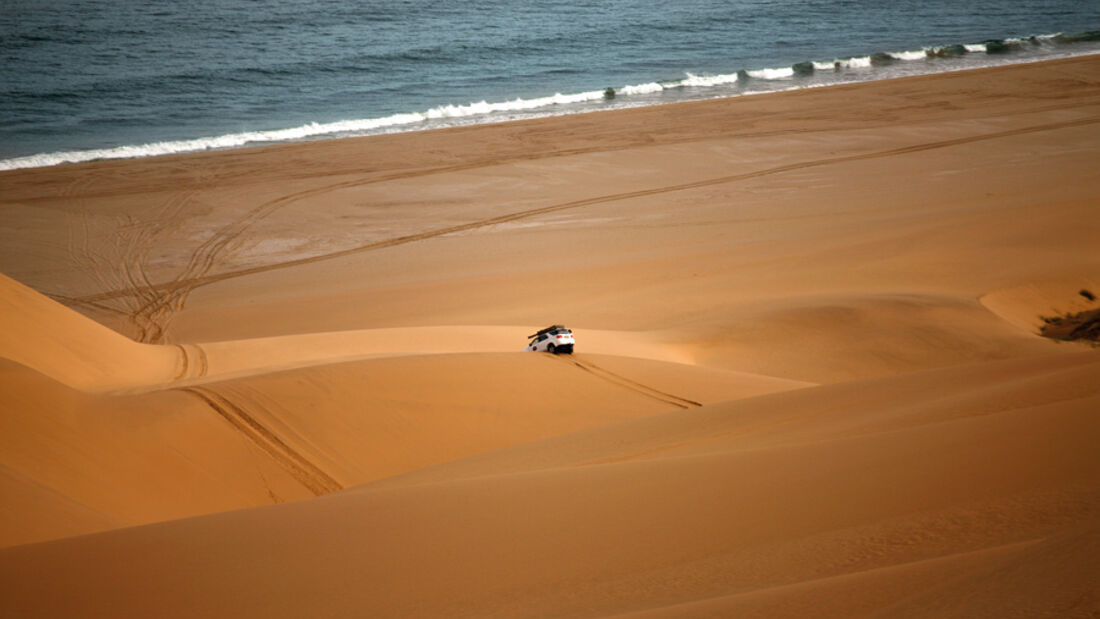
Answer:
[172,344,209,381]
[65,114,1100,307]
[120,189,234,343]
[60,188,200,341]
[181,386,342,496]
[61,211,132,318]
[562,356,702,410]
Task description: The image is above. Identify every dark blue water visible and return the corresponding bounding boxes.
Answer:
[2,0,1098,169]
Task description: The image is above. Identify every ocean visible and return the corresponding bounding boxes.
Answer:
[2,0,1098,170]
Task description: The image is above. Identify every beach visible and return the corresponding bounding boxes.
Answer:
[1,54,1099,616]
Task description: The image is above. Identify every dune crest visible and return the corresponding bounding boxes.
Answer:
[0,273,180,391]
[981,278,1100,336]
[1,271,705,392]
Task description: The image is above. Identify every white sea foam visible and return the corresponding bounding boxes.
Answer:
[681,72,740,87]
[619,82,664,95]
[427,90,606,119]
[0,112,431,170]
[0,92,611,170]
[893,50,928,61]
[965,43,988,52]
[833,56,873,69]
[747,66,794,79]
[813,60,839,71]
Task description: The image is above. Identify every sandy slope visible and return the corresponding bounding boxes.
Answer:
[1,348,801,547]
[1,55,1099,616]
[1,352,1096,618]
[1,275,804,546]
[0,273,180,391]
[0,271,702,391]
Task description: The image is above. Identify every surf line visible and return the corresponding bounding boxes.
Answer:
[63,114,1100,306]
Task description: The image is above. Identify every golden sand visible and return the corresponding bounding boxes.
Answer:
[1,55,1098,617]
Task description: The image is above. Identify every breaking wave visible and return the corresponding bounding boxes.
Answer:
[3,29,1098,171]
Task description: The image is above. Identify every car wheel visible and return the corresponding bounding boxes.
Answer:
[547,343,556,355]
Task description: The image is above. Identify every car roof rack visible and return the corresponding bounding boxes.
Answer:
[529,324,568,338]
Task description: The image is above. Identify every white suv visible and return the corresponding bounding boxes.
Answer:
[524,325,574,354]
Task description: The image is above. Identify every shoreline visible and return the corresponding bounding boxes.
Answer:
[4,53,1099,332]
[0,51,1095,184]
[3,44,1099,172]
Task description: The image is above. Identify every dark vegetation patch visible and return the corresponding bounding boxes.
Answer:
[1040,289,1100,343]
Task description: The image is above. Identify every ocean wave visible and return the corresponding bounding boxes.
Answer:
[426,90,607,119]
[680,72,741,87]
[747,67,795,80]
[4,29,1099,171]
[892,50,929,61]
[0,113,429,170]
[1053,30,1100,44]
[928,44,969,58]
[838,56,874,69]
[619,82,664,95]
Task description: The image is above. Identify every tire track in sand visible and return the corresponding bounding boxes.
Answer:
[60,188,200,342]
[560,356,702,410]
[64,114,1100,307]
[181,386,342,496]
[172,343,209,381]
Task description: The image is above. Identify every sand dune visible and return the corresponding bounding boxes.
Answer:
[1,351,1095,617]
[0,269,709,389]
[611,529,1099,618]
[981,278,1100,335]
[1,55,1099,615]
[0,273,180,391]
[1,265,804,547]
[2,270,707,392]
[0,343,803,547]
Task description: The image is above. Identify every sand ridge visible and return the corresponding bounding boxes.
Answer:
[1,350,1096,617]
[0,271,711,392]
